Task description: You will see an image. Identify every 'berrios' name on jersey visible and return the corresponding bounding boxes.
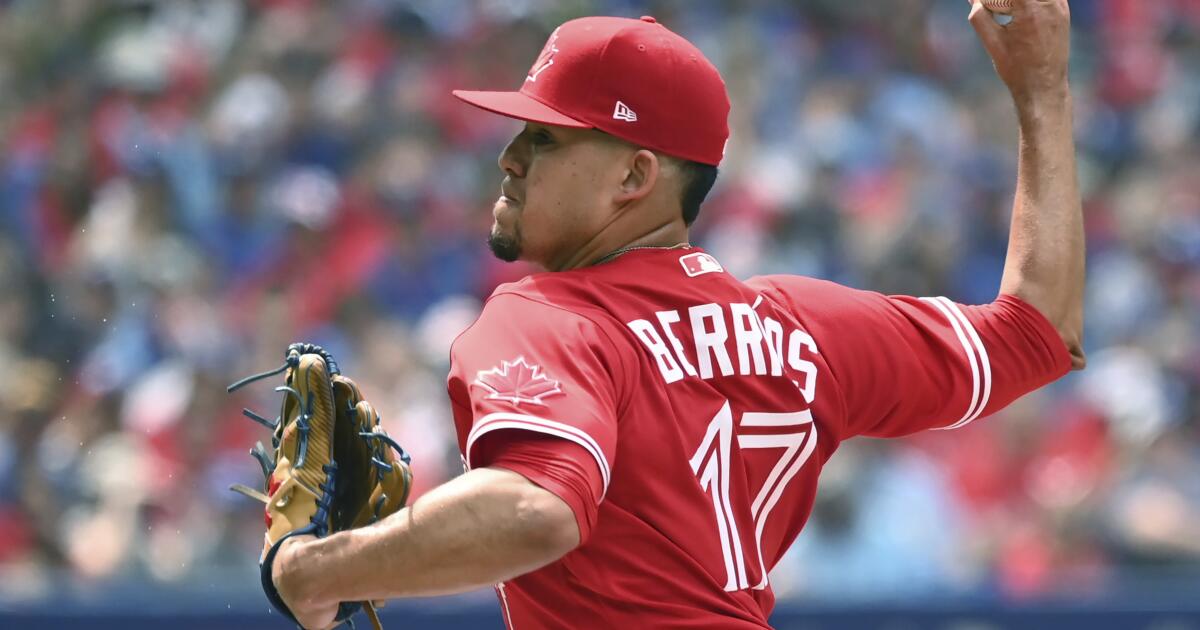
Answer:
[625,298,819,386]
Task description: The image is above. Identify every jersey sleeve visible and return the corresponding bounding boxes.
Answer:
[446,292,630,500]
[748,275,1073,439]
[475,431,605,543]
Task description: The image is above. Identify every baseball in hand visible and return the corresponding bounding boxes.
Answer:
[980,0,1015,25]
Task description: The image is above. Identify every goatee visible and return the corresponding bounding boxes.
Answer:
[487,227,521,262]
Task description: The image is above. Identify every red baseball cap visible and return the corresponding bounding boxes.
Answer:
[453,16,730,166]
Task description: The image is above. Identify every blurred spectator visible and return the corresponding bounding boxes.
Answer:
[0,0,1198,606]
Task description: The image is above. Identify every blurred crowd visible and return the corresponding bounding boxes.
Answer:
[0,0,1198,607]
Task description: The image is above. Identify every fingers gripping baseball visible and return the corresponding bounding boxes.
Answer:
[968,0,1072,103]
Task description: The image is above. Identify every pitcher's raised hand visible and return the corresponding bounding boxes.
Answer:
[969,0,1072,105]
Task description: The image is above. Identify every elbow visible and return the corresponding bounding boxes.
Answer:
[1004,284,1086,371]
[1056,305,1086,371]
[513,486,580,562]
[1063,330,1086,371]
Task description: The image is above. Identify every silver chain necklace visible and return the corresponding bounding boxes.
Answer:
[592,242,691,266]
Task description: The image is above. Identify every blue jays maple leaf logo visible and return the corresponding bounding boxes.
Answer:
[526,27,560,83]
[472,357,564,406]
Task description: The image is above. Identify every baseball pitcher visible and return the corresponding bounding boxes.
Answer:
[256,2,1082,628]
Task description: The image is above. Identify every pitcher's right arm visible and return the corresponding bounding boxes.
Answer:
[969,0,1086,369]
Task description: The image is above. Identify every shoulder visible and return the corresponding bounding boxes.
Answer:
[450,282,628,359]
[746,273,842,296]
[445,280,639,417]
[747,274,885,316]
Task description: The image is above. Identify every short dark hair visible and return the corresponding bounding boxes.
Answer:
[678,160,719,227]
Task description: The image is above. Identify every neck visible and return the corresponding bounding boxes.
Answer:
[550,220,689,271]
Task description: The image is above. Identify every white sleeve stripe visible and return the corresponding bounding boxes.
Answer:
[468,419,611,490]
[936,297,992,426]
[466,412,612,496]
[920,297,980,430]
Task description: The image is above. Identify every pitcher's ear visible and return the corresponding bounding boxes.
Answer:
[615,149,659,204]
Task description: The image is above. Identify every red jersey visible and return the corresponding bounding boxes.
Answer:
[446,247,1071,629]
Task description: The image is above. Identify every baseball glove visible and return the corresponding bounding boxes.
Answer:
[228,343,413,629]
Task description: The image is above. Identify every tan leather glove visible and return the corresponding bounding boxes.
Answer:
[228,343,412,630]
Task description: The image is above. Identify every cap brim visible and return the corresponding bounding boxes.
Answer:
[451,89,591,128]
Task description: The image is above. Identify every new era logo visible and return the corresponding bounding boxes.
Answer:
[680,252,723,277]
[613,101,638,122]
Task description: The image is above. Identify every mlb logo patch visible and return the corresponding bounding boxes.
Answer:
[680,252,724,277]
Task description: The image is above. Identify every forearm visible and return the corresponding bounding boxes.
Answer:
[999,89,1086,366]
[282,467,579,606]
[967,0,1085,367]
